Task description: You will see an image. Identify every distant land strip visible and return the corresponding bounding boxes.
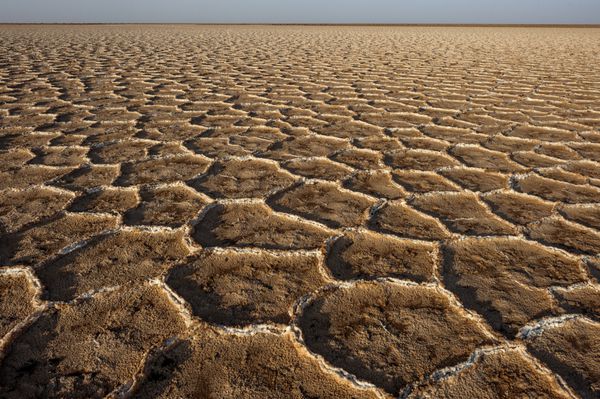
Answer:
[1,23,600,27]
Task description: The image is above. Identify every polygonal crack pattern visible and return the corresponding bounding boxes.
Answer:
[191,158,296,199]
[124,184,208,227]
[192,202,334,250]
[410,192,517,236]
[167,250,327,326]
[269,181,376,228]
[371,201,451,240]
[326,230,437,281]
[298,281,497,395]
[116,154,210,186]
[406,347,574,399]
[0,187,74,234]
[524,318,600,399]
[0,270,38,339]
[0,284,187,399]
[443,237,588,336]
[1,25,599,397]
[36,229,191,301]
[1,212,119,266]
[552,284,600,322]
[130,331,381,399]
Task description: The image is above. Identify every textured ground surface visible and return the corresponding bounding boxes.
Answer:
[0,25,599,398]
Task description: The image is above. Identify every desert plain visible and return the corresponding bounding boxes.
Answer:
[0,25,599,398]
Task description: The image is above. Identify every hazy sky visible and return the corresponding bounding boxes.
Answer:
[2,0,600,24]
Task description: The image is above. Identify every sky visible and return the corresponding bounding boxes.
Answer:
[2,0,600,24]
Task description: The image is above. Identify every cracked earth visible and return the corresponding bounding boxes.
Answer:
[0,25,599,398]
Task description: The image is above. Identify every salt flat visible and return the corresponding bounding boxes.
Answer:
[0,25,599,398]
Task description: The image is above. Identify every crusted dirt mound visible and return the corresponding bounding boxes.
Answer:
[130,331,381,399]
[0,25,599,398]
[0,283,187,399]
[298,281,497,394]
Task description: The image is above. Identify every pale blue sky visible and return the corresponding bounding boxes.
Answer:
[2,0,599,24]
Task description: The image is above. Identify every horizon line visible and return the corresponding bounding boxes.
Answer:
[2,23,600,27]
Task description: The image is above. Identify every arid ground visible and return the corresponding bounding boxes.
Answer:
[0,25,599,398]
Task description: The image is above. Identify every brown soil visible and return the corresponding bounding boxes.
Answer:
[167,250,327,326]
[525,318,600,399]
[299,281,497,394]
[0,25,598,398]
[443,237,588,336]
[407,347,572,398]
[130,331,380,399]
